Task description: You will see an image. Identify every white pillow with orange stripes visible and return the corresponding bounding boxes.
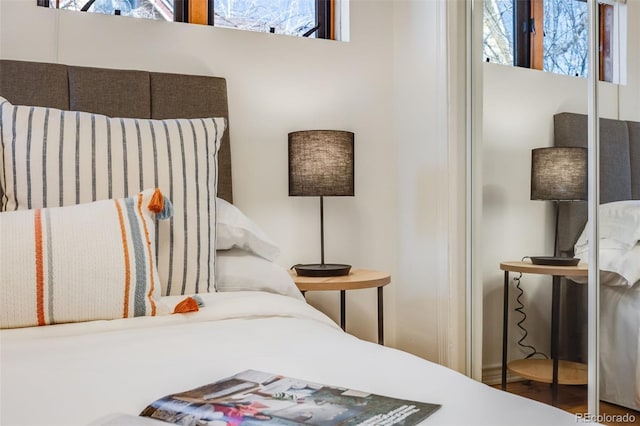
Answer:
[0,188,172,329]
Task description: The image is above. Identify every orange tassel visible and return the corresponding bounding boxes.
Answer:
[173,297,200,314]
[148,188,164,214]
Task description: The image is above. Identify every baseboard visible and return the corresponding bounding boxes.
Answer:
[482,363,523,386]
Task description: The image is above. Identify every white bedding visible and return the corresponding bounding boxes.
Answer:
[574,242,640,288]
[600,284,640,411]
[1,291,596,426]
[572,236,640,411]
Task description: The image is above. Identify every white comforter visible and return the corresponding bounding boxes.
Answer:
[600,284,640,411]
[1,292,596,426]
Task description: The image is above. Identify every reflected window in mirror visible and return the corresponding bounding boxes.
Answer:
[483,0,627,83]
[36,0,345,40]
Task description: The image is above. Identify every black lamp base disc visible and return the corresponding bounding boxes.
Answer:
[530,256,580,266]
[294,264,352,277]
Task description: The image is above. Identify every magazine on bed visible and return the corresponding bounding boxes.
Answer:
[139,370,441,425]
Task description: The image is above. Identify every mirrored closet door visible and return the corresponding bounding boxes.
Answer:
[473,0,638,421]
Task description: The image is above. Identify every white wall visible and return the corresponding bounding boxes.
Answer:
[392,0,466,367]
[481,1,640,380]
[0,0,465,365]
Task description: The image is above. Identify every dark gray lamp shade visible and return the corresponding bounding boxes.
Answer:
[289,130,354,197]
[531,147,587,201]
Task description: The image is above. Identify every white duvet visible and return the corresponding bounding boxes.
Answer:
[571,241,640,411]
[600,284,640,411]
[1,292,597,426]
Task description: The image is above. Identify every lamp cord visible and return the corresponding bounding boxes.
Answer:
[513,257,549,360]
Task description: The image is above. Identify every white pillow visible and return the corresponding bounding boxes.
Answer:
[216,249,303,300]
[574,200,640,251]
[216,198,280,261]
[574,242,640,288]
[0,189,170,329]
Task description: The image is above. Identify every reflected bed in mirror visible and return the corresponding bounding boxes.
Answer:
[555,112,640,412]
[36,0,348,41]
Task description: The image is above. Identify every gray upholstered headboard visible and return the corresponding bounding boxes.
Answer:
[555,112,640,256]
[0,59,233,202]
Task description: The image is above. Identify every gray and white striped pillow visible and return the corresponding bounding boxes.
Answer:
[0,97,226,296]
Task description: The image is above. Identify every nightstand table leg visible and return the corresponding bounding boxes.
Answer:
[551,275,561,406]
[340,289,346,331]
[502,270,509,391]
[378,286,384,345]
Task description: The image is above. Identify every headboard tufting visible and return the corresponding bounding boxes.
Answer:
[0,59,233,202]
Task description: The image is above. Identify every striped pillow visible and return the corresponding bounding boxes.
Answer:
[0,189,171,329]
[0,97,226,296]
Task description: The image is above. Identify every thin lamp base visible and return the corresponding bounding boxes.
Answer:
[293,263,352,277]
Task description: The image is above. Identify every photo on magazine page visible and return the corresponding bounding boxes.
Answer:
[140,370,441,426]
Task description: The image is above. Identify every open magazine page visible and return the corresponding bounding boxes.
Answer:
[140,370,441,425]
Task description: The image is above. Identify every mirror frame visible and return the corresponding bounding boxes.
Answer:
[586,0,601,416]
[467,0,484,382]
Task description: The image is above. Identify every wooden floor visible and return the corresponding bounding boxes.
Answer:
[493,381,640,425]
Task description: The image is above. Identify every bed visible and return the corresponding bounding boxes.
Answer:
[555,112,640,411]
[0,59,598,426]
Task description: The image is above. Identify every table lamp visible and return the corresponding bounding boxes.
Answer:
[530,147,587,265]
[288,130,354,277]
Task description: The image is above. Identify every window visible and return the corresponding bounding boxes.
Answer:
[38,0,341,40]
[214,0,316,37]
[40,0,169,20]
[483,0,627,83]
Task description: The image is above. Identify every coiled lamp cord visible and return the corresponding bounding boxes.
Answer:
[513,257,549,360]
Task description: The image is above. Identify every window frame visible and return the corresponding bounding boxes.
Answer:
[176,0,333,39]
[510,0,626,83]
[513,0,530,68]
[39,0,337,40]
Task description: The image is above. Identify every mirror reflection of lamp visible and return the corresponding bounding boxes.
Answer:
[530,147,587,266]
[288,130,354,277]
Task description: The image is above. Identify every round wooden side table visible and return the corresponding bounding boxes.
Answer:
[290,268,391,345]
